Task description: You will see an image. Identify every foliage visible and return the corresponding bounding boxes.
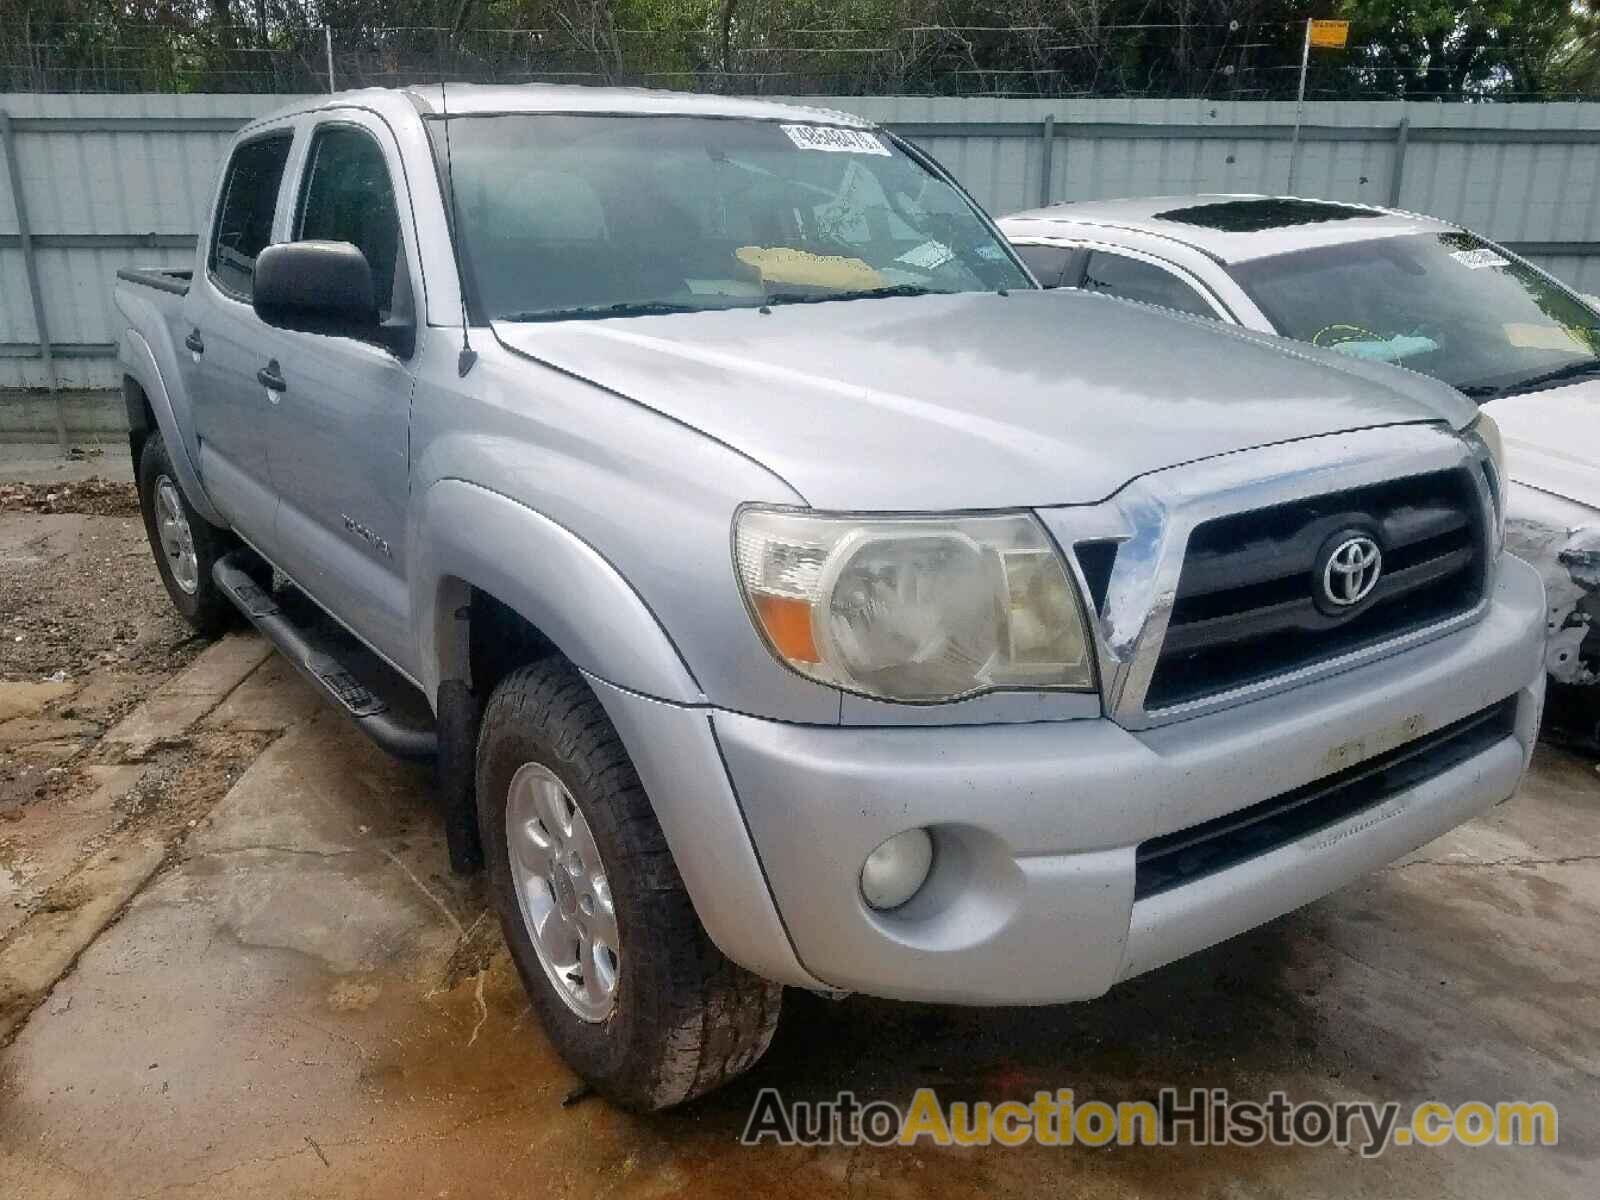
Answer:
[1338,0,1600,96]
[2,0,1597,97]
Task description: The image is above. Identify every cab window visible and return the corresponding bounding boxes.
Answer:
[296,126,403,314]
[1082,250,1216,318]
[208,133,292,300]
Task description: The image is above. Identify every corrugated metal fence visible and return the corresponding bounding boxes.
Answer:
[4,91,1600,404]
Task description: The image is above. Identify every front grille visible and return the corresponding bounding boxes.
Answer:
[1146,468,1487,710]
[1133,698,1516,899]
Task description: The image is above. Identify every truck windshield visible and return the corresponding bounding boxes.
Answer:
[427,114,1030,322]
[1231,232,1600,401]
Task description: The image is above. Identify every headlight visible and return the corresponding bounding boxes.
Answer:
[734,508,1095,702]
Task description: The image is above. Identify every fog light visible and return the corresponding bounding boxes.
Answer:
[860,828,934,910]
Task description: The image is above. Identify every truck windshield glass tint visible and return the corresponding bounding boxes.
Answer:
[427,115,1030,321]
[208,134,292,300]
[1233,233,1600,397]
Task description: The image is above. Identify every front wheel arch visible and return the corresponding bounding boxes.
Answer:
[410,480,703,708]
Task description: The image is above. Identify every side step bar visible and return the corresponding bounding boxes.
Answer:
[214,551,438,761]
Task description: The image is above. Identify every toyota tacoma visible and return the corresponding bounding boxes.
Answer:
[114,86,1545,1110]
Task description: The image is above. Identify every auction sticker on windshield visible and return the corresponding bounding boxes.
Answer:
[781,124,891,155]
[1451,247,1510,270]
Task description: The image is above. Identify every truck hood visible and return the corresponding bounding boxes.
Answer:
[1483,380,1600,512]
[492,289,1474,509]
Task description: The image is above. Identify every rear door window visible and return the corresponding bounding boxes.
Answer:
[1082,250,1217,318]
[208,133,292,301]
[296,125,404,314]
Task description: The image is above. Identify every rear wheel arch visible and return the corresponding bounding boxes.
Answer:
[118,331,226,527]
[135,429,237,636]
[123,374,155,468]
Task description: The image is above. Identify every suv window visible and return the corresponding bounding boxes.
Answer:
[296,126,403,313]
[1013,244,1073,288]
[208,133,292,300]
[1082,250,1216,318]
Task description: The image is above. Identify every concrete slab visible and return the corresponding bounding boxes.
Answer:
[198,655,322,733]
[0,715,99,750]
[0,764,147,941]
[0,681,76,722]
[0,444,132,485]
[58,668,169,725]
[190,709,432,861]
[100,633,271,757]
[0,834,167,1040]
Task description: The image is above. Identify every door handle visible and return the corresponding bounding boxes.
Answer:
[184,328,204,354]
[256,361,287,393]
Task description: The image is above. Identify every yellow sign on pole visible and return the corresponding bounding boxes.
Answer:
[1309,19,1351,49]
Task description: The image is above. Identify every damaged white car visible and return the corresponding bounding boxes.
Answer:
[1001,196,1600,718]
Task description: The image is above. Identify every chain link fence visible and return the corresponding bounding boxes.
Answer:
[4,11,1595,99]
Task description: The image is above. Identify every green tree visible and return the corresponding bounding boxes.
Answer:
[1338,0,1600,96]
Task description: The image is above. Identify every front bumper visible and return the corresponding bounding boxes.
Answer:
[591,554,1546,1005]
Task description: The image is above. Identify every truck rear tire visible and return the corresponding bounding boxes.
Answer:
[136,432,235,636]
[476,659,782,1111]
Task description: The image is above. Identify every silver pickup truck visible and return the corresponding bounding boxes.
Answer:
[114,84,1546,1111]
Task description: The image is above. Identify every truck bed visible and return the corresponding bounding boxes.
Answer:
[116,266,192,297]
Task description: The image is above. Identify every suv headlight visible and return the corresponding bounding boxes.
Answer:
[734,508,1096,702]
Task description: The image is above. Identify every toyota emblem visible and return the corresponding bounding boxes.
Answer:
[1321,534,1383,608]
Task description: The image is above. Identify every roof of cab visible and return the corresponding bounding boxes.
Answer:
[240,82,874,131]
[1000,194,1460,263]
[404,82,873,127]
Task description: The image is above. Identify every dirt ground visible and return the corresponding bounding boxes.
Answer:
[0,491,1596,1199]
[0,478,195,680]
[0,480,225,961]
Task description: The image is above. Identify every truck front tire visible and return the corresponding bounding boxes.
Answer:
[136,432,236,636]
[476,660,782,1110]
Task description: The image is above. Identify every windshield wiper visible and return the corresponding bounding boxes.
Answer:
[763,284,946,307]
[1460,355,1600,400]
[499,300,715,323]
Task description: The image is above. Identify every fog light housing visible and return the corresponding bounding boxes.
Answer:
[860,828,934,911]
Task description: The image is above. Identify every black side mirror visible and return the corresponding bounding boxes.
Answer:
[253,240,410,355]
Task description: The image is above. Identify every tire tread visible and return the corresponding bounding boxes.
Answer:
[478,660,781,1110]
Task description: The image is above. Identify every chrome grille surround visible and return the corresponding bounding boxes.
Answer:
[1037,424,1502,732]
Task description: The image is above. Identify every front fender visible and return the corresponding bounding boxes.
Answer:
[118,324,225,528]
[410,478,705,706]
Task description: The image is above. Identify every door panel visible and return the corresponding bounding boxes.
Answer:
[189,131,294,548]
[265,116,420,674]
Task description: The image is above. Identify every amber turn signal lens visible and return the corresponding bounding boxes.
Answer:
[752,593,821,664]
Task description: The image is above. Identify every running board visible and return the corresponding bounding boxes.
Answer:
[214,551,438,761]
